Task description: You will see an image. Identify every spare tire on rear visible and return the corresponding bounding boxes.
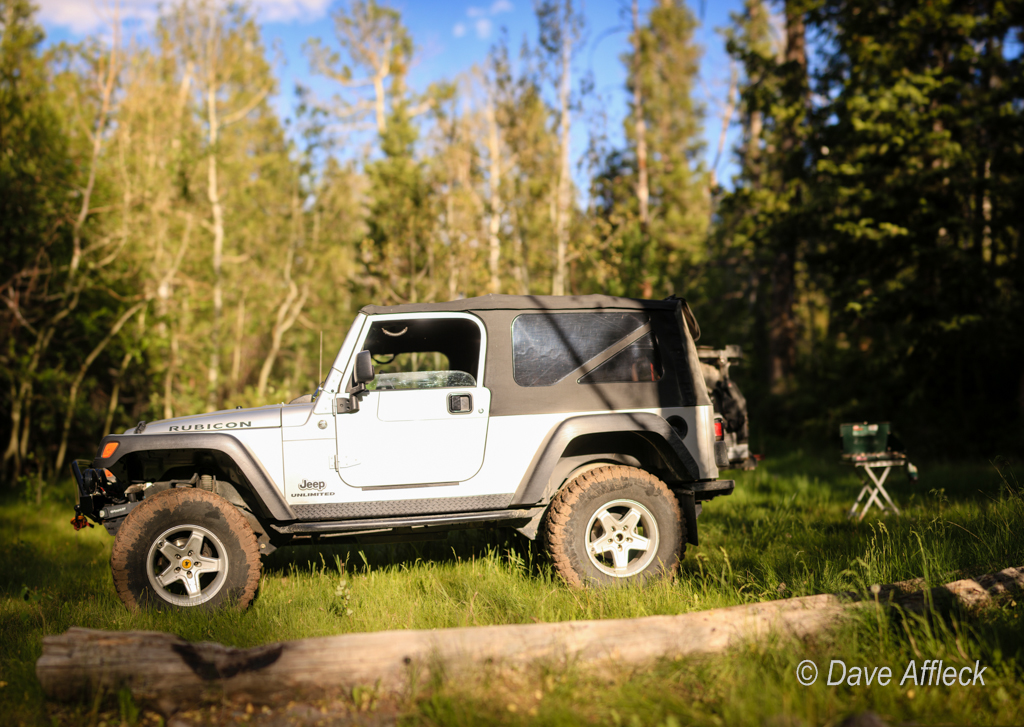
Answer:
[110,487,261,611]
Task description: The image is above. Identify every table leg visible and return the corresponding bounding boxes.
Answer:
[859,484,886,521]
[848,483,872,519]
[855,465,903,520]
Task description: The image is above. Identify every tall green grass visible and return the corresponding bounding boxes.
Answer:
[1,452,1021,725]
[414,602,1024,727]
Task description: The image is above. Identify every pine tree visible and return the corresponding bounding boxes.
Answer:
[498,37,559,295]
[716,0,813,395]
[633,0,708,289]
[361,33,433,304]
[590,0,707,299]
[808,0,1024,440]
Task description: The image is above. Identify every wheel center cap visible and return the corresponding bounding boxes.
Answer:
[181,559,192,569]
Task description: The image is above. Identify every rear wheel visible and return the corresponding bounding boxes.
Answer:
[110,488,261,610]
[544,465,684,588]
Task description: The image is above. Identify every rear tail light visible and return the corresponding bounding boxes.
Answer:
[713,420,724,440]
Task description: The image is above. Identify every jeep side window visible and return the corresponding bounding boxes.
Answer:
[511,312,651,387]
[577,332,663,383]
[361,317,480,390]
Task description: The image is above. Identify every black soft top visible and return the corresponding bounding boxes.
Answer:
[360,294,680,316]
[356,294,709,416]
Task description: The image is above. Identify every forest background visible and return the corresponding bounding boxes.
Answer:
[2,0,1023,502]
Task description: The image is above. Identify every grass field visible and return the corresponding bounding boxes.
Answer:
[1,448,1022,726]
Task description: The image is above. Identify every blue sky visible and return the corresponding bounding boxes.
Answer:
[38,0,747,185]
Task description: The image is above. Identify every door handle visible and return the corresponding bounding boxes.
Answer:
[447,393,473,414]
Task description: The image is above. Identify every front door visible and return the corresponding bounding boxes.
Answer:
[334,313,490,488]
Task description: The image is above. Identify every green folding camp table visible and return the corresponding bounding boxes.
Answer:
[840,423,918,521]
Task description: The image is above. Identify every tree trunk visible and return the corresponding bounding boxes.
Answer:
[711,61,738,194]
[257,191,309,398]
[746,109,763,183]
[256,282,308,398]
[4,323,57,483]
[4,379,29,482]
[512,205,531,294]
[485,92,503,295]
[3,380,19,484]
[552,25,572,297]
[768,249,796,393]
[373,70,388,134]
[230,294,246,391]
[102,352,133,437]
[408,234,417,304]
[52,302,145,487]
[978,158,992,263]
[164,329,178,420]
[780,1,807,162]
[70,26,120,278]
[631,0,649,229]
[159,213,192,419]
[743,0,766,186]
[766,0,807,393]
[445,192,459,301]
[205,12,225,413]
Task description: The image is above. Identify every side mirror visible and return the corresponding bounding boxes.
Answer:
[339,350,375,414]
[353,350,375,386]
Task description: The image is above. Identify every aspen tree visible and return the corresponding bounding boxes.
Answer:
[536,0,583,296]
[306,0,413,135]
[162,1,273,410]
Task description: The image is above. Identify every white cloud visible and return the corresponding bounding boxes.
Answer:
[257,0,333,24]
[456,0,509,41]
[37,0,156,35]
[36,0,332,35]
[474,17,492,39]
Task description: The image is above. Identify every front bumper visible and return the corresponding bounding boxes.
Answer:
[71,461,139,531]
[71,460,102,519]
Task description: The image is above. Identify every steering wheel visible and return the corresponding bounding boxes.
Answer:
[372,353,396,365]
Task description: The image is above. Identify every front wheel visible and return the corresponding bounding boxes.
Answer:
[544,465,684,588]
[110,488,261,610]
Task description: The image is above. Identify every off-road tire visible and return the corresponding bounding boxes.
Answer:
[111,488,261,611]
[544,465,684,588]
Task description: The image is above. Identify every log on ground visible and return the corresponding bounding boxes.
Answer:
[36,566,1024,705]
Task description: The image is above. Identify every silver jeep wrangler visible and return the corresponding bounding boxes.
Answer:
[72,295,736,609]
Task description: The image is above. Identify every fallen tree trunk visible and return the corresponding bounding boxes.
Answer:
[898,566,1024,613]
[37,566,1024,705]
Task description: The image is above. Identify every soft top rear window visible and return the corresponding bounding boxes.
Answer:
[511,312,652,387]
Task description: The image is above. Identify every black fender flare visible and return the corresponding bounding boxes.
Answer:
[509,412,702,508]
[93,433,295,521]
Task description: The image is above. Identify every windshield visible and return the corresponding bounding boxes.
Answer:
[369,370,477,391]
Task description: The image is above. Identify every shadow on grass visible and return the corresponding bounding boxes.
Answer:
[261,525,545,579]
[0,494,112,598]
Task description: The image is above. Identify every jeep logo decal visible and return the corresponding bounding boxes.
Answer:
[298,479,326,490]
[168,422,252,431]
